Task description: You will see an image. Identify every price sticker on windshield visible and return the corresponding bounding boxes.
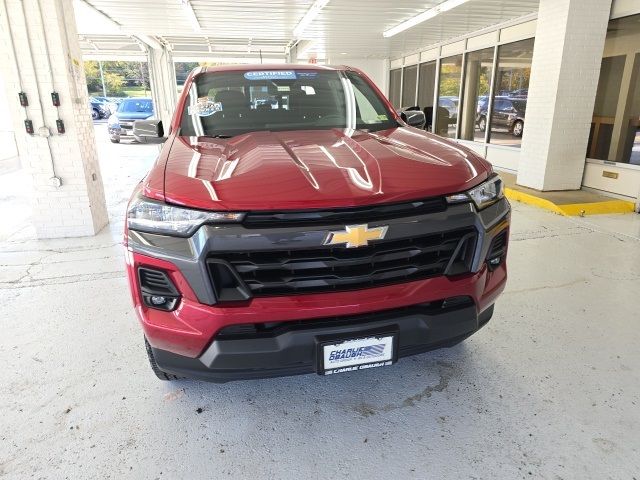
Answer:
[187,97,223,117]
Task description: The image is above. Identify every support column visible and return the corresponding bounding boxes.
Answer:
[147,46,178,134]
[517,0,612,191]
[0,0,108,238]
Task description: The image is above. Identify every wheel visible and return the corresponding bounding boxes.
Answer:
[110,137,120,143]
[145,337,181,381]
[478,116,487,132]
[512,120,524,137]
[92,108,99,120]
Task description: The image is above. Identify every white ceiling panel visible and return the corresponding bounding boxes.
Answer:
[76,0,540,60]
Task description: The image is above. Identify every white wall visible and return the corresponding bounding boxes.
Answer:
[331,58,388,96]
[0,72,19,172]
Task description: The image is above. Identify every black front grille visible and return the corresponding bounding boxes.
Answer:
[242,197,447,229]
[209,228,477,297]
[138,268,178,296]
[488,230,508,259]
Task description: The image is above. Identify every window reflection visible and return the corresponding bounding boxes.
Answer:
[588,55,625,159]
[417,61,436,131]
[488,38,533,147]
[436,55,462,138]
[460,48,494,142]
[388,69,402,109]
[588,20,640,167]
[623,53,640,165]
[401,65,418,108]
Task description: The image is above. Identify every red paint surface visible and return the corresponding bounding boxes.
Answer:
[127,250,507,358]
[142,64,491,211]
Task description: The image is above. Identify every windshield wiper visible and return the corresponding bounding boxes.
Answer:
[204,134,233,139]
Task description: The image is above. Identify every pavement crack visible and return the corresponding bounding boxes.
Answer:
[504,278,590,295]
[0,271,125,289]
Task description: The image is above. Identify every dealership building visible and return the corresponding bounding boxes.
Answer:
[385,0,640,201]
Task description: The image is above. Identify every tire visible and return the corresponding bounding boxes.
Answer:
[92,108,99,120]
[512,120,524,137]
[478,116,487,132]
[110,137,120,143]
[145,337,181,381]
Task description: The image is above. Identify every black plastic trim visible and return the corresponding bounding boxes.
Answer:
[242,197,447,229]
[149,303,494,383]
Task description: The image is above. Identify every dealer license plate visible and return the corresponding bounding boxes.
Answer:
[321,334,395,375]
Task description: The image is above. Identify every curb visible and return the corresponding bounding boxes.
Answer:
[504,187,636,216]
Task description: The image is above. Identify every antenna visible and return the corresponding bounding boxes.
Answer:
[260,49,263,64]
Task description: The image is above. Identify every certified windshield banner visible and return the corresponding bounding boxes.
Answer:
[244,71,297,80]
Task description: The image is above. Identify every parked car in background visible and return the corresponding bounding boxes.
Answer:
[92,96,119,115]
[438,96,458,124]
[477,96,527,137]
[508,88,528,98]
[89,98,110,120]
[476,95,489,114]
[107,98,155,143]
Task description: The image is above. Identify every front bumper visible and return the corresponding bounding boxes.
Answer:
[108,122,133,138]
[125,197,510,377]
[150,301,494,382]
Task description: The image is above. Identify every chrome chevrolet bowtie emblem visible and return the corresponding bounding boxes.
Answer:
[324,224,389,248]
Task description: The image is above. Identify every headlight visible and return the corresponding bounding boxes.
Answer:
[107,114,119,126]
[446,175,504,210]
[127,195,245,237]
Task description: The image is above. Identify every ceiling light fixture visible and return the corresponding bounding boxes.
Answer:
[383,0,471,38]
[181,0,201,32]
[293,0,330,39]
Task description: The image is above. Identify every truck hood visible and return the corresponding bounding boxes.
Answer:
[160,128,491,211]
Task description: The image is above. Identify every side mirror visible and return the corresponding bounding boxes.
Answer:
[133,120,165,144]
[400,109,426,129]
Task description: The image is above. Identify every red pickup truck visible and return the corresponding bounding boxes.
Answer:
[124,64,510,382]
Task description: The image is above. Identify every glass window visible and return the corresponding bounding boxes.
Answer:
[118,98,153,114]
[401,65,418,108]
[460,47,494,142]
[488,38,533,147]
[436,55,462,138]
[623,53,640,165]
[417,61,436,131]
[588,16,640,166]
[388,68,402,108]
[587,55,625,159]
[180,70,397,138]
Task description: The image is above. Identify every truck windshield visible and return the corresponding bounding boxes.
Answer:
[179,70,397,138]
[119,99,153,114]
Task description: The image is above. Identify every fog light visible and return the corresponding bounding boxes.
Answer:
[488,256,502,269]
[150,295,167,306]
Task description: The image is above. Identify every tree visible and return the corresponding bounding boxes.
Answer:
[104,72,124,94]
[83,61,101,93]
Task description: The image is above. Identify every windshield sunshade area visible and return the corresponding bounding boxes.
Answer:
[180,69,398,138]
